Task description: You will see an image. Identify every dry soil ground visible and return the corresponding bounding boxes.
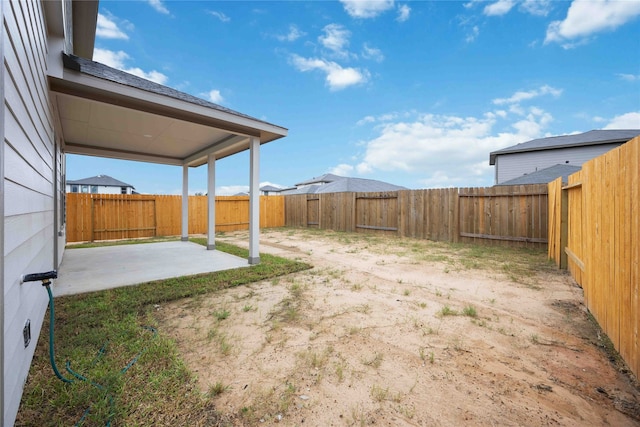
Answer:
[157,229,639,426]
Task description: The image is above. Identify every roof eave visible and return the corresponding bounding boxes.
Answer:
[489,139,627,165]
[72,1,98,59]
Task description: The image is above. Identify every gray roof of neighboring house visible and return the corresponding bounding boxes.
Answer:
[282,176,407,195]
[489,129,640,165]
[260,185,288,192]
[62,54,279,129]
[497,164,582,186]
[295,173,344,186]
[67,175,134,188]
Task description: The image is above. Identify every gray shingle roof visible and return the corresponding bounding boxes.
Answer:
[496,164,581,186]
[295,173,344,186]
[489,129,640,165]
[62,53,278,128]
[282,176,407,194]
[67,175,134,188]
[260,185,288,192]
[316,177,407,193]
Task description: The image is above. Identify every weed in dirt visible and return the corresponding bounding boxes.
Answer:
[419,347,426,362]
[217,333,233,356]
[429,351,435,364]
[349,326,361,335]
[212,308,230,321]
[242,304,255,312]
[371,384,389,402]
[207,381,229,397]
[462,305,478,317]
[335,362,346,382]
[397,404,416,419]
[355,304,371,314]
[419,302,427,309]
[363,352,384,368]
[530,333,540,344]
[438,305,457,317]
[403,289,411,296]
[435,289,443,297]
[351,283,363,291]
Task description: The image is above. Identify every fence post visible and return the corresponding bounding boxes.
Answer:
[560,188,568,269]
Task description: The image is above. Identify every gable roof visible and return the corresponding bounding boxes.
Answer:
[489,129,640,165]
[260,185,289,193]
[317,177,407,193]
[496,164,581,186]
[67,175,134,188]
[283,176,407,194]
[295,173,344,186]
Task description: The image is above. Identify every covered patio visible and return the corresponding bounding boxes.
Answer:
[48,53,287,276]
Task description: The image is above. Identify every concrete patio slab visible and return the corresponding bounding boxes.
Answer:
[53,241,249,297]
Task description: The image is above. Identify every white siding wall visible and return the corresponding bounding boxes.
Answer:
[65,184,133,194]
[3,1,58,425]
[495,144,623,184]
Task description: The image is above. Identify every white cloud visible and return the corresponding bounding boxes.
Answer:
[290,55,369,91]
[617,73,640,82]
[397,4,411,22]
[215,185,248,196]
[208,10,230,22]
[340,0,395,18]
[319,24,351,58]
[329,164,355,176]
[206,89,224,104]
[492,85,562,105]
[93,48,168,85]
[603,112,640,129]
[148,0,169,15]
[545,0,640,47]
[276,24,306,42]
[484,0,516,16]
[96,13,129,39]
[349,96,558,187]
[521,0,552,16]
[362,44,384,62]
[356,115,376,126]
[465,25,480,43]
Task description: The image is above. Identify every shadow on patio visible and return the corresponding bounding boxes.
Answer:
[53,241,249,297]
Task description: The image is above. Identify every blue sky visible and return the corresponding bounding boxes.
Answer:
[67,0,640,194]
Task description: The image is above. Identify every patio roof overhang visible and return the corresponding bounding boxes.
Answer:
[48,54,287,167]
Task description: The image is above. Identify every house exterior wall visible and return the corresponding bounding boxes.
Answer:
[495,143,623,184]
[2,1,61,424]
[66,184,134,194]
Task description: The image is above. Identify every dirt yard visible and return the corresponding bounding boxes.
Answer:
[156,229,639,426]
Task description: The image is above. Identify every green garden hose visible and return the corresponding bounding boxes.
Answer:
[22,271,157,425]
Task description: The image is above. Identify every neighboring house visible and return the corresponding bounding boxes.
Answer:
[281,174,407,195]
[1,1,286,425]
[496,164,581,186]
[260,185,293,195]
[66,175,135,194]
[489,129,640,185]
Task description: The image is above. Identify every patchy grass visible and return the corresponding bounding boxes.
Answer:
[16,238,311,426]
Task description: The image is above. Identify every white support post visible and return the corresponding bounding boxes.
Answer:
[181,165,189,241]
[207,153,216,250]
[249,137,260,264]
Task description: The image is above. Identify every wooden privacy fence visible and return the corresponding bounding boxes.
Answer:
[548,136,639,379]
[66,194,285,242]
[284,184,548,247]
